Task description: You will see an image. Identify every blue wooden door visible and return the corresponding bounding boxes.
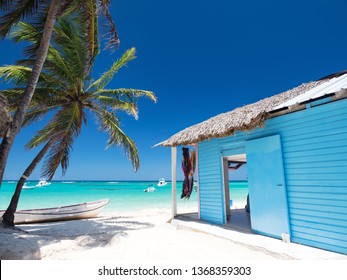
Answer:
[246,135,290,238]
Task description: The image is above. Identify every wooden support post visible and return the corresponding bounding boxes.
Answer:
[194,143,200,220]
[171,146,177,218]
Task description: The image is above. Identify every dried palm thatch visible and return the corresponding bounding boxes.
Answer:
[157,79,327,147]
[0,94,10,137]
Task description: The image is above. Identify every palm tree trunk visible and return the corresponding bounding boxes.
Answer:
[0,0,66,186]
[2,140,53,227]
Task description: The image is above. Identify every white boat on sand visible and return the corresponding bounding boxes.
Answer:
[0,199,109,224]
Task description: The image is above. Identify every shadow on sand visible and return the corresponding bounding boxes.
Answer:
[0,214,155,260]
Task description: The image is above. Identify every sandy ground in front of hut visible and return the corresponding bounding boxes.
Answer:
[0,205,284,260]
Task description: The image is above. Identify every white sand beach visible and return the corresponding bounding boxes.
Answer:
[1,206,346,261]
[0,206,279,260]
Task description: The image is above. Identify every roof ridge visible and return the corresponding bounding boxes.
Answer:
[318,70,347,81]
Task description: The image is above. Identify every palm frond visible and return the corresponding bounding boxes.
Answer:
[46,46,76,81]
[22,105,58,127]
[26,120,55,149]
[27,102,84,179]
[8,17,86,82]
[95,89,156,119]
[41,134,72,180]
[26,102,84,149]
[79,0,99,75]
[22,110,48,127]
[0,65,69,90]
[58,0,79,16]
[87,48,137,91]
[0,0,13,9]
[87,103,139,171]
[96,96,138,118]
[28,87,67,106]
[8,21,40,43]
[2,87,65,109]
[0,88,24,110]
[97,0,119,50]
[99,88,157,103]
[36,17,84,81]
[9,8,48,60]
[15,56,73,90]
[21,87,66,127]
[0,0,43,38]
[0,65,32,86]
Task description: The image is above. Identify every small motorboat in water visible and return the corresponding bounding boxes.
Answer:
[23,183,35,190]
[157,178,167,187]
[144,185,156,192]
[36,180,51,187]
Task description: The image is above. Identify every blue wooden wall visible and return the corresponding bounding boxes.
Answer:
[198,98,347,255]
[198,138,225,224]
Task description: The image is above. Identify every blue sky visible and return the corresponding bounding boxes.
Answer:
[1,0,347,180]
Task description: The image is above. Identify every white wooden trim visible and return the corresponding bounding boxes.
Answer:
[221,156,229,224]
[194,143,201,220]
[223,157,231,219]
[171,146,177,218]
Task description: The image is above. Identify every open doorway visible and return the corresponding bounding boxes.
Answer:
[222,154,251,232]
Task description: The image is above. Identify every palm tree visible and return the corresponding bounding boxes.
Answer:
[0,0,120,185]
[0,17,155,227]
[0,94,10,136]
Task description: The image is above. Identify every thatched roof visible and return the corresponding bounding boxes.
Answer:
[156,78,331,147]
[0,94,10,137]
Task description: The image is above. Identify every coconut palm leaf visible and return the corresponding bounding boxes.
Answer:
[78,0,99,74]
[22,106,57,127]
[3,87,64,106]
[53,17,85,70]
[0,65,33,86]
[2,86,65,129]
[22,91,67,127]
[0,0,13,8]
[26,102,85,179]
[8,20,40,43]
[0,65,65,88]
[2,88,61,119]
[99,88,157,103]
[27,102,84,148]
[87,103,139,171]
[41,137,71,179]
[0,88,24,109]
[87,48,137,91]
[0,0,43,38]
[11,17,88,82]
[96,96,139,118]
[96,89,156,119]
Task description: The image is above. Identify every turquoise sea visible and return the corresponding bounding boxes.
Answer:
[0,180,248,212]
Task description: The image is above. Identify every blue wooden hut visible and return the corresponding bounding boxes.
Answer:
[157,71,347,255]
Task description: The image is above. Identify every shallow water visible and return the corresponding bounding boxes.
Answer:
[0,180,248,212]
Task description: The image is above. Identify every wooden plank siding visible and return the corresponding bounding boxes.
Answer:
[198,98,347,254]
[278,99,347,255]
[198,139,225,224]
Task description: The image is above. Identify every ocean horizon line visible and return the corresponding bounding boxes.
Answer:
[3,179,248,183]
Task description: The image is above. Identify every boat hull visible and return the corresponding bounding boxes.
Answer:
[0,199,109,224]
